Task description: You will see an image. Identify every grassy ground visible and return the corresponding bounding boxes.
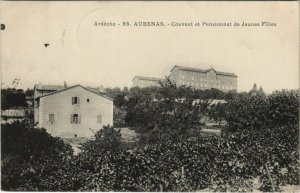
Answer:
[63,129,138,155]
[115,128,138,142]
[63,126,221,154]
[117,126,222,141]
[63,137,88,155]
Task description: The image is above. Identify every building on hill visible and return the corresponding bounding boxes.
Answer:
[169,65,238,92]
[132,76,165,88]
[34,84,113,138]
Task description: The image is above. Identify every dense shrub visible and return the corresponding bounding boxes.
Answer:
[80,126,122,155]
[34,124,297,192]
[268,90,299,127]
[2,86,299,191]
[225,89,299,131]
[1,88,29,109]
[208,103,227,126]
[1,121,73,191]
[225,94,269,131]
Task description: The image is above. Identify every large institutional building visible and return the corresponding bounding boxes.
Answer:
[169,66,237,91]
[132,76,165,88]
[34,84,113,138]
[133,65,238,92]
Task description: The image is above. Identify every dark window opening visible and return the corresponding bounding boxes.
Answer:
[75,134,77,138]
[70,114,80,124]
[72,97,80,104]
[73,114,78,123]
[87,98,90,102]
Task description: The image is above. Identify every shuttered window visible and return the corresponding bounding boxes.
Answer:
[49,114,55,124]
[70,114,81,124]
[72,97,80,105]
[97,115,102,123]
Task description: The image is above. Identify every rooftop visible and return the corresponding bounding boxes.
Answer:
[35,84,113,101]
[171,65,237,77]
[34,84,106,93]
[34,84,65,91]
[133,76,165,82]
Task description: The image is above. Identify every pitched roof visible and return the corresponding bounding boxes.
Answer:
[215,71,237,77]
[34,84,65,91]
[133,76,165,82]
[170,65,237,77]
[86,87,106,94]
[171,65,207,73]
[37,85,113,101]
[35,84,106,93]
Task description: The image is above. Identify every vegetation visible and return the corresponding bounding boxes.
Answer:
[1,80,299,191]
[1,121,73,190]
[1,88,33,109]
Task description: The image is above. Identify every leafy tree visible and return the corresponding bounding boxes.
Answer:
[1,121,73,191]
[208,103,227,126]
[80,126,122,155]
[1,88,27,109]
[224,90,239,100]
[267,89,299,127]
[2,83,299,192]
[225,93,269,132]
[25,88,34,96]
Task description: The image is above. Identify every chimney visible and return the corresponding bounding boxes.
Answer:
[64,81,67,88]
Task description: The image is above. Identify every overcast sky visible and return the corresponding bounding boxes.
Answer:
[1,1,299,93]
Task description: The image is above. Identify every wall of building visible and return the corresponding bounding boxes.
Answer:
[34,89,56,125]
[171,68,237,91]
[38,86,113,138]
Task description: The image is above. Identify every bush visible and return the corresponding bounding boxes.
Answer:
[268,90,299,127]
[1,88,28,109]
[225,94,269,131]
[2,87,299,191]
[80,126,122,155]
[1,121,73,191]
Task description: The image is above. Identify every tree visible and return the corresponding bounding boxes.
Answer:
[225,93,269,132]
[1,121,73,191]
[127,78,207,144]
[80,126,122,155]
[1,88,27,109]
[208,103,227,126]
[267,89,299,127]
[25,88,34,96]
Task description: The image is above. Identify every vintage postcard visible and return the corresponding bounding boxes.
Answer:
[1,1,299,192]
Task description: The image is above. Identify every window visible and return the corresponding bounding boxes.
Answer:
[97,115,102,123]
[70,114,81,124]
[72,97,80,105]
[87,98,90,102]
[49,114,55,124]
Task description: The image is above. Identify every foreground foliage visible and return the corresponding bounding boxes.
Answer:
[1,82,299,191]
[1,121,73,190]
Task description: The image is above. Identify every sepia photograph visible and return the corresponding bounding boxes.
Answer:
[1,1,299,192]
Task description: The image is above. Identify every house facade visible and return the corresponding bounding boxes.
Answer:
[132,76,164,88]
[34,84,113,138]
[169,65,238,91]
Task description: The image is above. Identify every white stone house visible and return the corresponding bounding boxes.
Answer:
[34,84,113,138]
